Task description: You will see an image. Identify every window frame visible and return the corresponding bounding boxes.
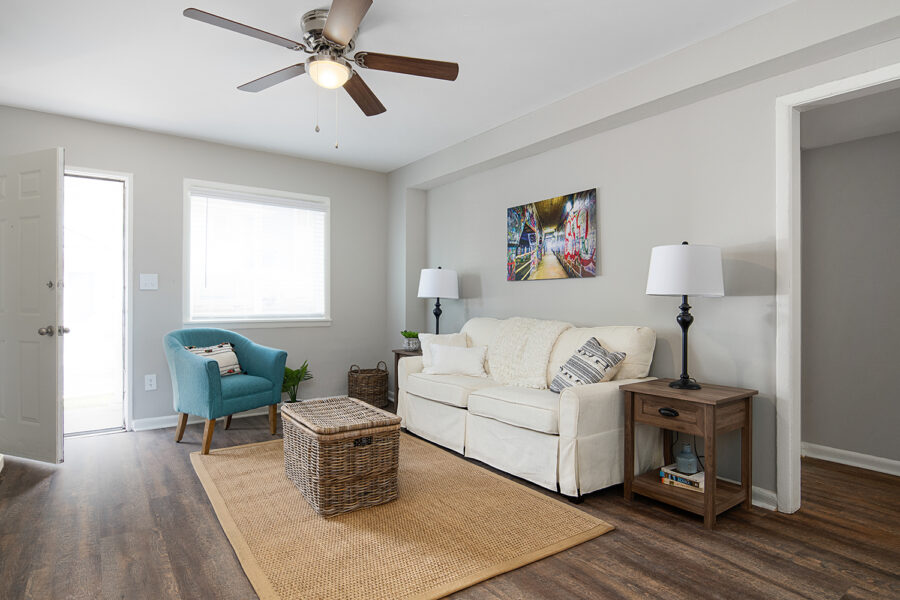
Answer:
[182,178,331,328]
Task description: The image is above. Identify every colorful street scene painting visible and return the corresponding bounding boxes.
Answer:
[507,189,597,281]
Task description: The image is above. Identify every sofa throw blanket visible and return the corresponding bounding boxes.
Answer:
[489,317,572,388]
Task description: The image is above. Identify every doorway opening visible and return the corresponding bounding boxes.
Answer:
[63,172,127,435]
[774,63,900,513]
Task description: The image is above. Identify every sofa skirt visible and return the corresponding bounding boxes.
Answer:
[404,393,467,454]
[465,414,559,492]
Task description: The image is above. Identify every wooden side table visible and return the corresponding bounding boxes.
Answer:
[620,378,757,529]
[391,348,422,408]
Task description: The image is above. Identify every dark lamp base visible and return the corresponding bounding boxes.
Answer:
[669,379,702,390]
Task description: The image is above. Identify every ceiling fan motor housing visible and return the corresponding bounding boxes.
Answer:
[302,8,357,52]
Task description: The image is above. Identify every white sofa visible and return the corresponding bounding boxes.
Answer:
[397,317,663,499]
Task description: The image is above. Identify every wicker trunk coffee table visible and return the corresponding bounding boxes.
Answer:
[281,396,402,517]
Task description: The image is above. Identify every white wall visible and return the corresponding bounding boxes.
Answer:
[801,131,900,461]
[388,3,900,495]
[0,105,389,424]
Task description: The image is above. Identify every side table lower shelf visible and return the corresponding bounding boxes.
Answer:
[631,471,746,517]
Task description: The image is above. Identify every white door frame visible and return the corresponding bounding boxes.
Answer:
[774,62,900,513]
[64,167,134,430]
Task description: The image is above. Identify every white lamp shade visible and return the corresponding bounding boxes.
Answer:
[417,268,459,299]
[646,244,724,297]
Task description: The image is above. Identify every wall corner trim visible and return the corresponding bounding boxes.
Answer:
[801,442,900,477]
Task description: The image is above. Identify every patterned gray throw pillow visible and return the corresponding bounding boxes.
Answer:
[549,338,626,393]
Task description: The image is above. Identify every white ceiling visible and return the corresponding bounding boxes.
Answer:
[0,0,795,172]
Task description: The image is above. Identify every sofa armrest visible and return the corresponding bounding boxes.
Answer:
[558,377,656,438]
[398,356,424,393]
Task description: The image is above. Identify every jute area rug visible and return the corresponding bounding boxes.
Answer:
[191,433,613,600]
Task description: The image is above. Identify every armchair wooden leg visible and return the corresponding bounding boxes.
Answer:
[269,404,277,435]
[224,415,232,430]
[175,413,188,443]
[201,419,216,455]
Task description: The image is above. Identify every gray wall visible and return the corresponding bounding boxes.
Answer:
[0,105,389,424]
[801,132,900,460]
[423,89,777,486]
[388,7,900,498]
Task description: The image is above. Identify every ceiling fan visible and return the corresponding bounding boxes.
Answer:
[184,0,459,117]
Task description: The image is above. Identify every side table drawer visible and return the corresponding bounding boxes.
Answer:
[635,393,705,435]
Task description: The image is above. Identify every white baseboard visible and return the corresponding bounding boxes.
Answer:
[718,475,777,511]
[131,406,271,432]
[801,442,900,477]
[752,486,778,511]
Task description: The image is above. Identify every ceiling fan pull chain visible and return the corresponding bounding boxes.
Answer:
[315,86,321,133]
[334,91,339,149]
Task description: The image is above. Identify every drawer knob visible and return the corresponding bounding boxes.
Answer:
[658,407,680,418]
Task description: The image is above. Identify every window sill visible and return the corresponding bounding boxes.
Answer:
[183,318,332,329]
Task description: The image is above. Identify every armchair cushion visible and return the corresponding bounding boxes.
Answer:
[221,374,272,399]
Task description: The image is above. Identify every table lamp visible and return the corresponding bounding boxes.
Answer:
[646,242,724,390]
[417,266,458,334]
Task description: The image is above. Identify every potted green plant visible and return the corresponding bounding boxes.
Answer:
[282,360,313,403]
[401,330,420,351]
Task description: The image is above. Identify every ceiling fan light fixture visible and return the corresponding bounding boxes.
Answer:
[307,54,351,89]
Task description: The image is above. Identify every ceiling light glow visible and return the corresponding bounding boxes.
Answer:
[308,55,351,89]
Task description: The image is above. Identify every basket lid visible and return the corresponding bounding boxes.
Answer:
[281,396,401,434]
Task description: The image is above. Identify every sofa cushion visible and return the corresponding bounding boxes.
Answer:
[460,318,501,374]
[468,386,560,434]
[424,345,488,377]
[547,326,656,384]
[419,333,468,369]
[406,373,499,408]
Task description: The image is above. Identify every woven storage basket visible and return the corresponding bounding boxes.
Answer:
[282,396,401,517]
[347,361,389,408]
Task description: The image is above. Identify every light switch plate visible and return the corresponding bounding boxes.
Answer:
[139,273,159,290]
[144,374,157,391]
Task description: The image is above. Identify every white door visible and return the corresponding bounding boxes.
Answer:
[0,148,65,463]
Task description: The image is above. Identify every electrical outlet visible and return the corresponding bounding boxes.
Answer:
[144,374,157,391]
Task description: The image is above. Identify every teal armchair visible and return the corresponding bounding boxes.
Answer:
[163,328,287,453]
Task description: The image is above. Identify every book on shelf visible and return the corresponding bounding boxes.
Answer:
[660,477,704,493]
[659,464,705,490]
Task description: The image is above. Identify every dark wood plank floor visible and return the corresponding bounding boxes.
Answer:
[1,416,898,599]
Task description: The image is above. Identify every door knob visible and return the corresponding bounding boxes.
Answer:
[38,326,55,336]
[58,326,70,336]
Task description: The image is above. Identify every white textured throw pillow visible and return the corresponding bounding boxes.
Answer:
[185,342,243,376]
[419,332,468,368]
[424,345,488,377]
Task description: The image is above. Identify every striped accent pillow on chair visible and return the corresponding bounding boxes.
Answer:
[185,342,243,376]
[549,337,626,392]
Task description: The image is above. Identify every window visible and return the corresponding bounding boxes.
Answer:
[184,180,329,325]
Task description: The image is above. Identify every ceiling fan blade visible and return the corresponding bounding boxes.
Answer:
[354,52,458,81]
[344,72,386,116]
[238,63,307,92]
[183,8,306,51]
[322,0,372,47]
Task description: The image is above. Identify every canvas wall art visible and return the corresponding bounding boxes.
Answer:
[507,188,597,281]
